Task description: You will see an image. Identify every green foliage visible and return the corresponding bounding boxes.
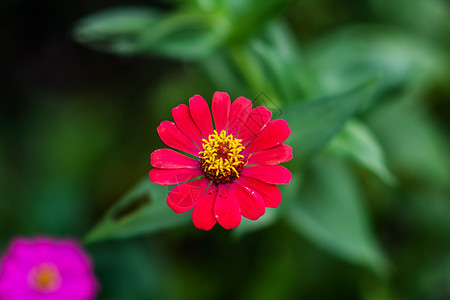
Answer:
[248,20,316,100]
[73,1,293,61]
[73,7,165,55]
[85,178,190,243]
[367,97,450,188]
[283,76,380,167]
[73,6,221,59]
[328,120,395,184]
[225,0,293,42]
[286,159,388,276]
[306,25,448,98]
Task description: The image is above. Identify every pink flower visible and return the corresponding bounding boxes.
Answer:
[0,237,98,300]
[149,92,292,230]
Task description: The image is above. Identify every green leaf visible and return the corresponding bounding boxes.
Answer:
[306,26,447,98]
[226,0,292,42]
[138,13,221,59]
[286,158,389,276]
[282,76,379,167]
[200,52,252,96]
[232,208,279,239]
[327,119,395,184]
[73,6,164,54]
[370,0,450,41]
[249,20,317,102]
[84,177,190,243]
[73,6,221,59]
[367,99,450,189]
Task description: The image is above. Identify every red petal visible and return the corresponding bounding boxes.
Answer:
[237,176,282,208]
[192,184,217,230]
[228,96,252,136]
[172,104,204,147]
[243,119,291,155]
[212,92,231,133]
[237,107,272,144]
[149,168,203,185]
[240,165,291,185]
[246,144,293,166]
[167,178,210,213]
[151,149,200,169]
[157,121,200,156]
[214,184,241,229]
[230,182,265,220]
[189,94,213,138]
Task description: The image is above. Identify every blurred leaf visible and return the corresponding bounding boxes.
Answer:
[73,6,221,59]
[367,99,450,188]
[73,6,163,54]
[369,0,450,41]
[286,158,389,276]
[307,26,448,99]
[228,45,278,97]
[138,13,221,59]
[226,0,292,42]
[203,20,314,101]
[85,178,190,243]
[249,20,317,102]
[249,39,302,102]
[232,208,279,239]
[283,76,379,167]
[327,119,395,184]
[200,52,252,96]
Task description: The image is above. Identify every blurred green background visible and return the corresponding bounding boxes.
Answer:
[1,0,450,299]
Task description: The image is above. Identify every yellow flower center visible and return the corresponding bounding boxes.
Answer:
[28,263,61,293]
[199,130,245,184]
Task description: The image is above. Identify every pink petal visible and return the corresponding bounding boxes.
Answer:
[0,261,28,287]
[240,165,291,185]
[151,149,200,169]
[214,184,241,229]
[228,96,252,136]
[172,104,204,147]
[246,144,293,165]
[0,287,30,300]
[237,106,272,144]
[157,121,200,156]
[243,119,291,155]
[192,184,217,230]
[189,94,213,138]
[237,176,282,208]
[51,241,92,273]
[8,239,40,268]
[149,168,203,185]
[212,92,231,133]
[167,178,210,213]
[230,182,265,220]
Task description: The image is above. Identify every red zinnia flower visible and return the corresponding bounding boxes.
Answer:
[149,92,292,230]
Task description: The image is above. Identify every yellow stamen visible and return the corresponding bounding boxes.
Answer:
[28,263,61,293]
[199,130,246,184]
